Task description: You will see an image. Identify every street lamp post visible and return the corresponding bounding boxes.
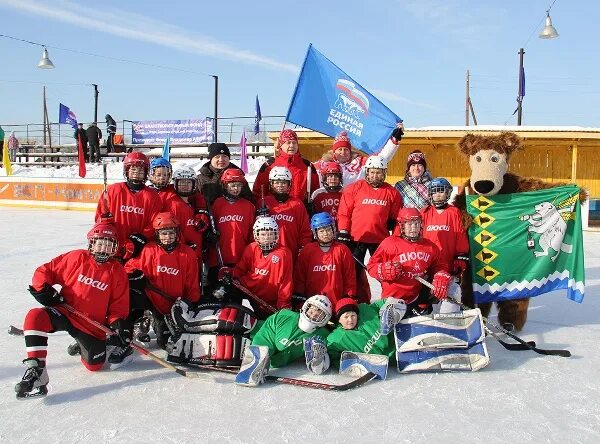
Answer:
[92,84,99,123]
[517,48,525,126]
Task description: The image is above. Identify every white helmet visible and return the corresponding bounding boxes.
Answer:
[253,216,280,252]
[298,295,332,333]
[269,166,292,182]
[364,155,387,170]
[172,165,197,196]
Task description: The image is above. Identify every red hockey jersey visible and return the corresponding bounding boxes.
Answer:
[367,236,447,303]
[95,182,162,248]
[337,180,402,244]
[264,195,312,258]
[293,241,357,305]
[31,250,129,339]
[233,242,293,310]
[125,242,201,314]
[420,205,469,270]
[209,196,256,267]
[163,194,204,257]
[311,188,342,223]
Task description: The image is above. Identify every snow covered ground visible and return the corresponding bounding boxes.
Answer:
[0,207,599,443]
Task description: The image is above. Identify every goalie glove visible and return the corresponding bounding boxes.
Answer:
[379,298,407,335]
[304,336,330,375]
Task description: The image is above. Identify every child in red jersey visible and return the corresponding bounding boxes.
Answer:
[15,221,129,399]
[311,161,343,222]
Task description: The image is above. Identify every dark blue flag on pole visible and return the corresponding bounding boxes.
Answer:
[59,103,78,129]
[254,95,262,135]
[162,137,171,161]
[286,44,401,154]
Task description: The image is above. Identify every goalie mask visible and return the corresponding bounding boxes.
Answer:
[397,207,422,242]
[172,166,197,197]
[123,151,150,190]
[253,216,279,253]
[310,212,336,246]
[428,177,453,208]
[269,166,292,202]
[87,221,119,263]
[364,155,387,188]
[221,168,247,201]
[149,157,172,189]
[153,212,180,252]
[299,295,332,333]
[320,161,343,193]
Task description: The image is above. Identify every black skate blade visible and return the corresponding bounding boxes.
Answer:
[16,386,48,400]
[8,325,24,336]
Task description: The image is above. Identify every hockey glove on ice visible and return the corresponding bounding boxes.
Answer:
[28,283,63,307]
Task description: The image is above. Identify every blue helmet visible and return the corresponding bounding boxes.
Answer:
[310,212,336,244]
[149,157,173,189]
[150,157,172,171]
[428,178,452,208]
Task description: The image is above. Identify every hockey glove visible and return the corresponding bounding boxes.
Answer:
[28,283,63,307]
[127,269,147,291]
[304,336,330,375]
[453,255,469,276]
[205,228,220,245]
[125,233,147,259]
[108,319,132,348]
[193,210,210,232]
[431,271,453,300]
[336,230,353,248]
[390,124,404,143]
[377,261,403,282]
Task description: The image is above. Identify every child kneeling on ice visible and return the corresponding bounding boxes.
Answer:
[235,295,332,386]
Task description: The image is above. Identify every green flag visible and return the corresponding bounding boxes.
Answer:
[466,185,584,304]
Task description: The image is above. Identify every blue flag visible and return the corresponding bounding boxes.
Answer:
[286,44,401,155]
[59,103,78,129]
[254,95,262,135]
[162,137,171,161]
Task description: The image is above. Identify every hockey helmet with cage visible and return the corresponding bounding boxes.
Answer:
[397,207,422,242]
[221,168,247,185]
[153,212,180,251]
[298,295,333,333]
[428,177,453,208]
[172,165,197,196]
[320,161,343,192]
[87,221,119,263]
[149,157,172,189]
[252,216,279,252]
[123,151,150,183]
[269,166,292,183]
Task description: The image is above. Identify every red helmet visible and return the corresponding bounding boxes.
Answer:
[397,207,422,241]
[123,151,150,177]
[153,212,179,230]
[221,168,247,184]
[321,161,342,176]
[87,221,119,243]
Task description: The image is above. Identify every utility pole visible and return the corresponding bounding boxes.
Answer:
[42,86,51,147]
[212,75,219,141]
[92,84,99,123]
[517,48,525,125]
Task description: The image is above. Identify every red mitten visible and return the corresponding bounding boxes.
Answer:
[377,261,403,282]
[453,255,469,276]
[431,271,452,300]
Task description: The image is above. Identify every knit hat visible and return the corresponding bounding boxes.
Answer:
[277,129,298,149]
[208,142,231,160]
[406,150,427,170]
[335,297,359,320]
[332,131,351,151]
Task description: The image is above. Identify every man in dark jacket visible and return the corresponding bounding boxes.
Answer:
[74,123,89,162]
[86,123,102,163]
[105,114,117,154]
[196,143,254,206]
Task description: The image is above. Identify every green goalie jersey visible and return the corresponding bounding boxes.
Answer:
[251,309,329,368]
[326,301,395,363]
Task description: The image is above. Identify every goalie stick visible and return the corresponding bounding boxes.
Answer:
[178,362,377,391]
[414,276,571,357]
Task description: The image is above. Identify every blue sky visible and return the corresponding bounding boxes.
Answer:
[1,0,598,134]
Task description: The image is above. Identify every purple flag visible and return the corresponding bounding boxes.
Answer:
[240,128,248,173]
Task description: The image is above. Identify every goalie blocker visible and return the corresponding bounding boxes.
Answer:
[166,300,257,367]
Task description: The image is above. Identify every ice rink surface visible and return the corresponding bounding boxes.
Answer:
[1,207,599,443]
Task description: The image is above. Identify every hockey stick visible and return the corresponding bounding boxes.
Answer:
[60,304,211,378]
[205,200,225,268]
[230,279,277,314]
[414,276,570,357]
[179,362,377,391]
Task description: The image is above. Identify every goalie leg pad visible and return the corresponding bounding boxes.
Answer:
[235,345,270,387]
[397,342,490,373]
[395,308,485,352]
[304,336,330,375]
[340,351,388,380]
